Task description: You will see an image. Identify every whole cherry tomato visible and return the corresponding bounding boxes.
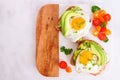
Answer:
[59,61,67,69]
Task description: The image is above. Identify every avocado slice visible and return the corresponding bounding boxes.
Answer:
[59,10,71,28]
[73,49,81,63]
[72,40,108,66]
[62,12,78,36]
[91,41,107,65]
[91,44,102,66]
[78,40,91,49]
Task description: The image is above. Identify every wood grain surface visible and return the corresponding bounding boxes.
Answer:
[36,4,59,77]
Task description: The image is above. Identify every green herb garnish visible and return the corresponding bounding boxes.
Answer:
[91,5,101,13]
[83,67,86,69]
[60,46,73,55]
[104,37,109,42]
[92,63,96,66]
[73,31,78,33]
[100,22,107,27]
[88,67,91,70]
[81,13,84,15]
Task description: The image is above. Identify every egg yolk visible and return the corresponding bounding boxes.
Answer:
[79,50,93,65]
[71,17,86,30]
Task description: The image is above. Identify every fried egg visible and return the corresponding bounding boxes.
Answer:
[75,49,105,74]
[66,10,91,42]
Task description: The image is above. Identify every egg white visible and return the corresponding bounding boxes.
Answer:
[66,10,91,42]
[75,53,102,74]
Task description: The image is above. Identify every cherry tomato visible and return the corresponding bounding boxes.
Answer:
[105,29,111,35]
[95,26,101,31]
[98,32,107,41]
[99,10,106,17]
[66,66,72,73]
[93,11,99,18]
[103,14,111,21]
[59,61,67,69]
[100,27,107,32]
[99,16,105,22]
[92,29,99,36]
[92,18,101,26]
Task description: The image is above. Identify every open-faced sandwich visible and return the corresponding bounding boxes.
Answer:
[59,6,91,42]
[71,40,108,76]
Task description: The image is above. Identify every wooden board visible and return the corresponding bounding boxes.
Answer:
[36,4,59,77]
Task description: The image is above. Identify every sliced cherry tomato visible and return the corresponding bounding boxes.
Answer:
[99,16,105,22]
[92,29,99,36]
[93,11,99,18]
[92,18,101,26]
[105,29,111,35]
[95,26,101,31]
[103,13,111,21]
[59,61,67,69]
[98,32,107,41]
[99,10,106,17]
[100,27,107,32]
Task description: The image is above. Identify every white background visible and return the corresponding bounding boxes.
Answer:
[0,0,120,80]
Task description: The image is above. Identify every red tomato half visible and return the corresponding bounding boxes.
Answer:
[103,14,111,21]
[100,27,107,32]
[92,18,101,26]
[98,32,107,41]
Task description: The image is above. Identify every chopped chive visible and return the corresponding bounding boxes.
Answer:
[83,67,86,69]
[92,63,96,66]
[88,67,91,70]
[81,13,84,15]
[74,31,78,33]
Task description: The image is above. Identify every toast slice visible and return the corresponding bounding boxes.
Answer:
[70,40,108,76]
